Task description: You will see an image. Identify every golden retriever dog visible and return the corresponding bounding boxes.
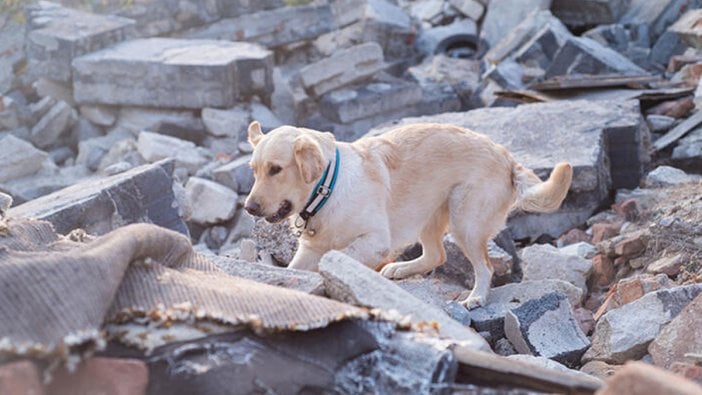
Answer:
[244,121,572,308]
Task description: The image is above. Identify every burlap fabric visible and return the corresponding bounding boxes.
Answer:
[0,218,367,361]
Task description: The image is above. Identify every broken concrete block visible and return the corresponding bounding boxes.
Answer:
[449,0,485,20]
[137,131,211,174]
[551,0,629,27]
[513,21,572,71]
[319,250,490,349]
[8,160,188,236]
[521,244,593,294]
[416,19,478,57]
[252,219,298,266]
[646,253,684,277]
[544,37,646,79]
[672,127,702,163]
[300,43,384,98]
[670,9,702,49]
[201,106,249,139]
[186,4,335,48]
[207,255,325,295]
[185,177,239,225]
[79,105,117,127]
[410,0,444,22]
[650,30,689,67]
[644,165,694,187]
[30,100,75,149]
[212,155,254,194]
[2,164,93,204]
[320,79,422,124]
[73,38,273,109]
[25,1,135,82]
[76,129,132,172]
[32,78,75,107]
[470,279,583,340]
[0,135,50,183]
[584,284,702,364]
[480,0,551,49]
[559,242,597,259]
[117,107,201,135]
[368,99,647,239]
[649,293,702,369]
[505,293,590,367]
[0,96,22,131]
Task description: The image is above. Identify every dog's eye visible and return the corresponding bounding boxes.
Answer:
[269,165,282,176]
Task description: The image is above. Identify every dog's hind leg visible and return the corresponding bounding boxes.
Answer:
[380,204,449,279]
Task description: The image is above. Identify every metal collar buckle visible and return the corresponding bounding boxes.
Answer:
[317,185,331,196]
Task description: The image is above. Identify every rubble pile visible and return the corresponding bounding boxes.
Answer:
[2,0,702,393]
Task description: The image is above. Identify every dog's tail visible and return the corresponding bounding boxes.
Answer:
[513,161,573,213]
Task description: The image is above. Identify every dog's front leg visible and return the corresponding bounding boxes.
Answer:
[340,230,391,270]
[288,243,324,271]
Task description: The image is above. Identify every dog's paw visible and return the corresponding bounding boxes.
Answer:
[459,295,485,310]
[380,261,420,279]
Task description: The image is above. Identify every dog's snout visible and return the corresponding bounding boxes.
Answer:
[245,200,262,216]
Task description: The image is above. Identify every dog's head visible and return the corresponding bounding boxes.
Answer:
[244,121,335,223]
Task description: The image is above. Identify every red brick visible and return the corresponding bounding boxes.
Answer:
[591,222,622,244]
[614,232,647,257]
[0,360,45,395]
[647,96,695,119]
[47,357,148,395]
[612,199,639,222]
[558,228,592,246]
[614,277,645,307]
[590,254,615,288]
[598,361,702,395]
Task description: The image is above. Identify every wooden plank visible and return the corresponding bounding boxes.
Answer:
[453,346,602,395]
[530,74,661,91]
[652,110,702,152]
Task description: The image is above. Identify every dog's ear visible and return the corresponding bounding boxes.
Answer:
[248,121,263,147]
[294,135,325,184]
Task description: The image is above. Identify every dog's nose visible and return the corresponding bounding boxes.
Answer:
[245,200,262,216]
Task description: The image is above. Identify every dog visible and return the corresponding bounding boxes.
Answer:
[244,121,572,309]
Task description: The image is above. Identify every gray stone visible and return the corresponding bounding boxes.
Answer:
[584,284,702,364]
[320,79,422,124]
[0,135,49,183]
[559,242,597,259]
[438,234,515,284]
[368,99,647,239]
[521,243,593,294]
[416,19,478,57]
[185,177,238,225]
[185,4,335,48]
[672,127,702,163]
[76,129,132,172]
[225,210,256,245]
[201,106,249,139]
[670,9,702,49]
[621,0,701,41]
[212,155,254,194]
[30,100,75,149]
[252,219,298,266]
[650,30,688,67]
[1,164,91,204]
[644,165,693,187]
[300,43,384,98]
[71,118,104,146]
[73,38,273,109]
[506,355,598,381]
[25,1,135,82]
[8,159,188,236]
[137,131,211,174]
[480,0,552,49]
[449,0,485,20]
[98,139,146,173]
[646,253,684,277]
[470,279,583,339]
[513,20,573,71]
[649,294,702,369]
[79,105,117,127]
[647,115,676,133]
[28,96,55,124]
[0,96,21,130]
[32,78,75,107]
[505,293,590,367]
[544,37,646,79]
[117,107,200,135]
[410,0,444,22]
[551,0,629,27]
[319,250,490,349]
[250,102,283,131]
[207,255,325,295]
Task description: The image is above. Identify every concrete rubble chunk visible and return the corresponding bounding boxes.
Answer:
[597,361,702,395]
[201,106,250,139]
[513,21,572,72]
[76,129,131,172]
[670,9,702,49]
[117,107,201,135]
[79,105,117,127]
[480,0,552,49]
[544,37,647,79]
[8,160,188,236]
[0,135,50,183]
[320,79,422,124]
[213,155,254,194]
[26,1,136,82]
[30,100,75,149]
[504,292,590,368]
[73,38,273,109]
[672,127,702,162]
[185,177,238,225]
[252,219,298,265]
[649,293,702,369]
[416,19,478,57]
[521,243,593,294]
[185,4,335,48]
[645,165,694,187]
[206,254,325,295]
[620,0,700,41]
[646,253,684,276]
[551,0,629,27]
[319,250,490,349]
[137,131,211,174]
[368,99,648,239]
[449,0,485,20]
[300,43,385,98]
[584,284,702,364]
[559,242,597,259]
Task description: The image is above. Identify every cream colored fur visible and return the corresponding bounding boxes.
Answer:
[245,121,573,308]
